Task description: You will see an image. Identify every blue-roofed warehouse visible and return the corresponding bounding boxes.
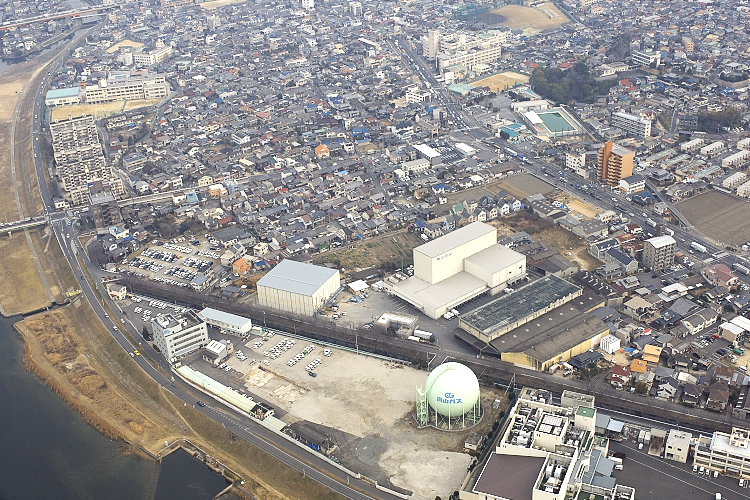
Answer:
[257,259,341,316]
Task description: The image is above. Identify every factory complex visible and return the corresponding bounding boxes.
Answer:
[387,222,527,319]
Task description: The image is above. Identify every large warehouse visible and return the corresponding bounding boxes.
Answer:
[458,275,582,343]
[387,222,527,319]
[257,259,341,316]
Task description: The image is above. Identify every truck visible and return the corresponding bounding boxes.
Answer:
[413,329,434,342]
[733,262,750,276]
[691,242,708,254]
[645,218,657,228]
[504,147,518,157]
[665,228,675,236]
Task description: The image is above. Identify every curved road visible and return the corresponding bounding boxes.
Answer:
[21,27,398,500]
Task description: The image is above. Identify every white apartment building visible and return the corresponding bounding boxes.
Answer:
[665,429,691,463]
[132,45,173,66]
[612,111,652,138]
[738,137,750,150]
[404,85,431,104]
[438,44,502,72]
[424,30,507,72]
[699,141,725,157]
[566,151,587,176]
[723,171,748,189]
[49,114,119,203]
[151,310,209,363]
[722,149,750,169]
[680,138,705,152]
[84,73,169,104]
[694,427,750,478]
[738,180,750,198]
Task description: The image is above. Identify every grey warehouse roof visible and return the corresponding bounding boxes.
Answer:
[461,275,581,336]
[257,259,339,296]
[414,221,495,258]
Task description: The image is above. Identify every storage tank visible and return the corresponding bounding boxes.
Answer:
[425,362,480,417]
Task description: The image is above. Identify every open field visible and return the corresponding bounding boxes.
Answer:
[551,191,600,218]
[677,191,750,245]
[312,230,422,271]
[18,300,346,500]
[221,339,505,499]
[201,0,248,8]
[490,211,600,270]
[51,99,162,121]
[489,2,569,31]
[105,39,144,54]
[472,71,529,92]
[0,233,51,315]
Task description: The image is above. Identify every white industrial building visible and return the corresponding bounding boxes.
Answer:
[257,259,341,316]
[599,335,621,354]
[665,429,691,463]
[412,143,442,165]
[461,388,635,500]
[386,222,526,319]
[151,310,209,363]
[198,307,253,336]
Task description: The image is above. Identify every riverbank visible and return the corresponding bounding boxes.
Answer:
[0,30,347,500]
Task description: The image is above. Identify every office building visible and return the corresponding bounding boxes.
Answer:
[151,311,210,363]
[386,222,527,320]
[612,111,652,138]
[642,235,676,271]
[694,427,750,478]
[423,30,507,72]
[597,141,635,186]
[257,259,341,316]
[198,308,253,336]
[461,388,636,500]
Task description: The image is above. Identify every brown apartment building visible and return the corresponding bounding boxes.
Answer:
[597,141,635,186]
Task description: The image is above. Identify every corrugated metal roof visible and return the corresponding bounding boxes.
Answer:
[257,259,339,296]
[198,307,252,329]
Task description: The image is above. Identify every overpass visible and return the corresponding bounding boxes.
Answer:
[0,216,48,235]
[0,5,118,31]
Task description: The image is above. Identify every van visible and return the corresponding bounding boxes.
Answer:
[614,464,623,470]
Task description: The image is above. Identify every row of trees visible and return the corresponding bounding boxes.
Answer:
[530,63,615,104]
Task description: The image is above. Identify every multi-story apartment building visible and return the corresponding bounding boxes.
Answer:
[151,311,209,363]
[694,427,750,478]
[643,235,676,271]
[612,111,652,138]
[49,114,120,204]
[597,141,634,186]
[84,73,169,104]
[631,50,661,67]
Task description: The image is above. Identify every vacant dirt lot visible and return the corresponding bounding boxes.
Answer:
[0,233,50,315]
[490,211,600,270]
[472,71,530,92]
[552,191,600,218]
[490,3,569,31]
[226,339,505,499]
[51,99,162,121]
[18,301,343,500]
[312,230,422,271]
[498,172,557,199]
[105,39,144,54]
[677,191,750,246]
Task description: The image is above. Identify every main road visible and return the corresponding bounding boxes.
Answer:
[24,27,397,500]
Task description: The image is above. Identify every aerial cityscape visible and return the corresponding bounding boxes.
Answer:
[2,0,750,499]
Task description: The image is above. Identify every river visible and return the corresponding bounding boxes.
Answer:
[0,26,231,499]
[0,316,230,499]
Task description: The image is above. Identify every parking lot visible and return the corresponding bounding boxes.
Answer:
[610,439,750,500]
[120,236,222,288]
